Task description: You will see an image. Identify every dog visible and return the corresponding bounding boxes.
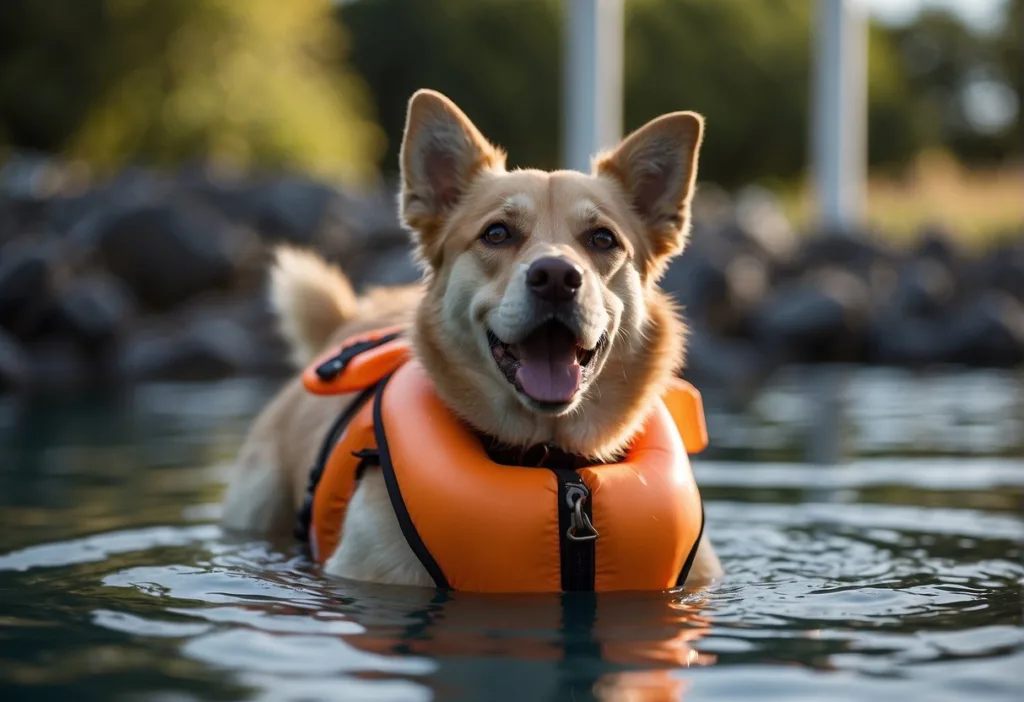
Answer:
[220,89,722,589]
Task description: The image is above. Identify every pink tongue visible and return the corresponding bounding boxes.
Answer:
[515,324,582,404]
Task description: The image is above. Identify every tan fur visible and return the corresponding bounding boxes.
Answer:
[222,89,722,588]
[269,247,360,367]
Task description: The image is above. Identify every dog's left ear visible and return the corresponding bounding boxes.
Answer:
[595,112,704,271]
[399,90,506,266]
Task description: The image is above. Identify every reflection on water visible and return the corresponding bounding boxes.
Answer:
[0,368,1021,702]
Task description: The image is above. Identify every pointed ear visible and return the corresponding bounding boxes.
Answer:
[595,112,704,264]
[399,90,505,263]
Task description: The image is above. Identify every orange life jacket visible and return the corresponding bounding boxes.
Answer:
[295,327,709,594]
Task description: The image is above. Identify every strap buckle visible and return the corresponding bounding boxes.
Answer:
[566,492,599,542]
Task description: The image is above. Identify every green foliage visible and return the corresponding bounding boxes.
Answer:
[341,0,1018,187]
[622,0,815,187]
[341,0,562,173]
[1,0,1016,187]
[886,1,1022,166]
[0,0,383,181]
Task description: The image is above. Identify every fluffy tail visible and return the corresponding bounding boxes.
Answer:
[269,246,359,367]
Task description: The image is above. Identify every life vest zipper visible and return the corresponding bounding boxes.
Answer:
[551,468,596,591]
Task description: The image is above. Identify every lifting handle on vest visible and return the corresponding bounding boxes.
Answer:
[314,331,403,381]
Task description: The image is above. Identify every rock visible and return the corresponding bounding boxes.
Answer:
[53,275,135,349]
[946,293,1024,367]
[867,311,952,366]
[914,224,961,270]
[350,245,423,289]
[682,326,767,407]
[890,258,957,317]
[0,329,30,391]
[732,185,799,262]
[752,268,870,361]
[791,231,893,279]
[755,284,846,347]
[117,316,260,382]
[0,242,55,338]
[660,242,730,321]
[978,237,1024,303]
[26,340,92,390]
[97,202,257,310]
[252,177,338,244]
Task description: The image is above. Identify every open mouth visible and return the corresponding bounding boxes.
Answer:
[487,321,607,407]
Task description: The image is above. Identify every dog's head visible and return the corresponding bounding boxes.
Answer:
[400,90,703,459]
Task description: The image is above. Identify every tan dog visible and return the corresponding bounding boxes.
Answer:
[221,89,722,588]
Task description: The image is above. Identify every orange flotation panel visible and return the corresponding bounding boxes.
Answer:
[296,329,708,593]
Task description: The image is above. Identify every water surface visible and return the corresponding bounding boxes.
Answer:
[1,368,1021,701]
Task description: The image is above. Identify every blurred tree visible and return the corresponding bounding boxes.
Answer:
[0,0,383,181]
[887,3,1021,166]
[340,0,562,173]
[622,0,816,187]
[0,1,111,155]
[341,0,1017,187]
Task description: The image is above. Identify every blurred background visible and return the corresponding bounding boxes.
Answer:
[0,0,1020,397]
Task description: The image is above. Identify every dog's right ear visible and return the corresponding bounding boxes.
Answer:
[399,90,506,266]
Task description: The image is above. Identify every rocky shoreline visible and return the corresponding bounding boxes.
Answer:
[1,153,1022,396]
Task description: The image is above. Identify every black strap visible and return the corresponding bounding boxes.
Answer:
[674,501,706,588]
[294,330,403,543]
[293,383,379,543]
[373,374,452,590]
[549,468,596,591]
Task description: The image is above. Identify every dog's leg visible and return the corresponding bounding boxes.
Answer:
[681,538,723,589]
[324,471,435,587]
[220,435,292,535]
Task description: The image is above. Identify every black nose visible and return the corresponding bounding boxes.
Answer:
[526,256,583,303]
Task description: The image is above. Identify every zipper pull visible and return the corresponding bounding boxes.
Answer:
[565,484,599,542]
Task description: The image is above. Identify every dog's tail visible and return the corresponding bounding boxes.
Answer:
[269,246,360,368]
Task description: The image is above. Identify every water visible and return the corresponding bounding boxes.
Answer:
[0,368,1021,702]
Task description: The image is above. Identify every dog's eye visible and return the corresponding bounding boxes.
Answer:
[588,228,619,251]
[481,223,513,246]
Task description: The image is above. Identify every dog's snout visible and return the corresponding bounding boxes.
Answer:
[526,257,583,303]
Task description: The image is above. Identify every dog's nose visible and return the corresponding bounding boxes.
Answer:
[526,256,583,303]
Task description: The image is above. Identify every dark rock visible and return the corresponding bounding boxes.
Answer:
[26,340,92,390]
[351,245,423,289]
[946,293,1024,367]
[755,284,846,346]
[867,312,953,366]
[661,242,730,321]
[97,202,258,309]
[790,231,894,280]
[54,275,135,349]
[0,242,56,338]
[117,316,260,382]
[914,224,961,269]
[0,329,30,391]
[890,258,957,317]
[978,238,1024,303]
[752,268,870,361]
[731,185,799,262]
[682,326,767,407]
[252,178,337,244]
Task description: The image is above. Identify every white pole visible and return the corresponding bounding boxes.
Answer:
[811,0,868,231]
[808,1,867,465]
[564,0,624,173]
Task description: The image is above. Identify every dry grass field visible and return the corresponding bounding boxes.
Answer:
[781,151,1023,249]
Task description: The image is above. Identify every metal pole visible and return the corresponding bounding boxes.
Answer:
[807,1,867,465]
[564,0,624,172]
[811,0,867,231]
